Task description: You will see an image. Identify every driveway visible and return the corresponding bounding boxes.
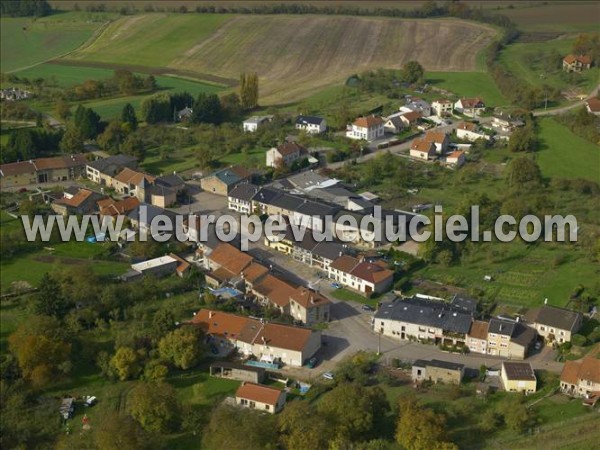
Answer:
[533,84,599,117]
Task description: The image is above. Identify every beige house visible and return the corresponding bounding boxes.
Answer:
[235,382,286,414]
[1,155,88,189]
[467,320,489,354]
[410,139,436,161]
[86,154,138,186]
[200,166,252,196]
[562,54,592,72]
[412,359,464,385]
[486,318,536,360]
[526,305,583,344]
[501,362,537,394]
[456,122,489,142]
[560,351,600,398]
[328,255,394,296]
[454,97,485,117]
[446,150,466,168]
[190,309,321,367]
[266,142,307,168]
[289,287,330,326]
[431,99,454,117]
[422,130,450,154]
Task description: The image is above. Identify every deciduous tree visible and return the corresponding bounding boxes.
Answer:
[158,326,204,370]
[127,382,181,433]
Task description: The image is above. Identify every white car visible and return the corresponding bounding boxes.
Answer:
[322,372,334,380]
[84,396,97,407]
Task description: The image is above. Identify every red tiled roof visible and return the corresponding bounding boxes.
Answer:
[253,322,313,352]
[0,154,87,177]
[561,360,582,385]
[190,309,256,340]
[579,356,600,384]
[459,97,485,108]
[98,196,140,216]
[241,262,269,284]
[290,287,330,309]
[563,54,592,65]
[276,142,306,157]
[208,243,253,275]
[400,111,422,122]
[458,122,477,132]
[55,189,94,208]
[586,98,600,112]
[350,261,393,284]
[411,139,435,152]
[469,320,489,340]
[113,167,155,186]
[423,131,448,144]
[252,274,297,308]
[353,116,384,128]
[168,253,191,274]
[447,150,465,159]
[330,255,360,273]
[236,382,284,405]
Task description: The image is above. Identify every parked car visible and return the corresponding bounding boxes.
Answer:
[84,396,97,407]
[331,282,342,289]
[307,357,318,369]
[361,304,375,312]
[534,341,542,351]
[322,372,334,380]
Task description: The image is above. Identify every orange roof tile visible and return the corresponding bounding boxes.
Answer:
[208,243,253,275]
[252,274,297,308]
[560,360,582,385]
[423,131,448,144]
[253,322,314,352]
[190,309,256,340]
[113,167,155,186]
[411,139,435,152]
[353,116,384,128]
[241,262,269,284]
[236,382,284,405]
[290,287,330,309]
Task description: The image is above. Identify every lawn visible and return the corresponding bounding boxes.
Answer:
[536,118,600,182]
[0,12,111,72]
[426,71,508,107]
[0,243,128,293]
[330,288,380,307]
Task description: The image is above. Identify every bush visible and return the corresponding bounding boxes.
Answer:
[571,334,588,347]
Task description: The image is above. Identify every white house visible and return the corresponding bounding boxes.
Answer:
[346,116,385,141]
[446,150,466,168]
[456,122,490,142]
[328,255,394,296]
[454,98,486,117]
[431,99,454,117]
[402,97,432,117]
[227,183,259,214]
[236,382,286,414]
[295,115,327,134]
[410,139,436,161]
[243,115,274,132]
[422,130,449,154]
[266,142,307,168]
[383,112,405,134]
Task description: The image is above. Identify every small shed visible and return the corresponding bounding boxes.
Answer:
[210,362,266,384]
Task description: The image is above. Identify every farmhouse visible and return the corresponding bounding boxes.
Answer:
[243,115,274,132]
[97,196,140,220]
[236,382,286,414]
[205,242,253,282]
[190,309,321,367]
[585,98,600,115]
[399,110,422,126]
[251,274,298,314]
[445,150,466,168]
[454,97,485,117]
[373,296,473,346]
[466,320,489,354]
[177,106,193,121]
[200,166,252,196]
[227,183,259,214]
[560,351,600,398]
[431,99,454,117]
[266,142,308,168]
[501,362,537,394]
[295,115,327,134]
[486,318,536,360]
[491,113,525,133]
[346,116,385,141]
[289,287,331,326]
[1,154,88,188]
[412,359,465,385]
[422,130,450,154]
[410,139,436,161]
[51,188,104,216]
[525,305,582,344]
[328,255,394,296]
[456,122,489,142]
[86,154,138,185]
[562,54,592,72]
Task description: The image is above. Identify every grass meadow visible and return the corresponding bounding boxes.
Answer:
[0,12,111,72]
[426,71,508,107]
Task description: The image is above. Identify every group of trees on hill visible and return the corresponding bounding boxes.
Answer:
[68,70,157,101]
[1,0,50,17]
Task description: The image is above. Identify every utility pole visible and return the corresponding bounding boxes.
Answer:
[377,331,382,356]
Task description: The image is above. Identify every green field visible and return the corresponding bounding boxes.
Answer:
[0,12,110,72]
[499,38,600,93]
[536,118,600,182]
[426,71,508,107]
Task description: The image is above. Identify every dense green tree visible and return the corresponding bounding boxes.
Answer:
[395,396,456,450]
[221,93,243,121]
[508,125,538,153]
[73,105,101,139]
[59,126,85,152]
[278,400,333,450]
[97,120,126,152]
[202,404,277,450]
[121,103,138,130]
[111,347,142,381]
[402,60,425,84]
[1,0,51,17]
[121,134,145,160]
[5,128,35,161]
[127,382,181,433]
[8,315,71,386]
[506,156,542,188]
[141,93,171,124]
[93,413,156,450]
[158,326,204,370]
[192,93,223,124]
[33,273,68,318]
[55,99,71,121]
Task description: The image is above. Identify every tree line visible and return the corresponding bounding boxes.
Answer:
[1,0,50,17]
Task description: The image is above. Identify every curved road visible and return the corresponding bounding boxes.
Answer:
[533,84,599,117]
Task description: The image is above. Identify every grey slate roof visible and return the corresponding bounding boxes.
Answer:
[252,187,283,204]
[229,183,260,202]
[451,295,478,313]
[312,241,348,261]
[155,173,185,189]
[532,305,582,332]
[488,318,516,337]
[375,297,473,334]
[87,154,138,172]
[427,359,464,371]
[296,115,325,126]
